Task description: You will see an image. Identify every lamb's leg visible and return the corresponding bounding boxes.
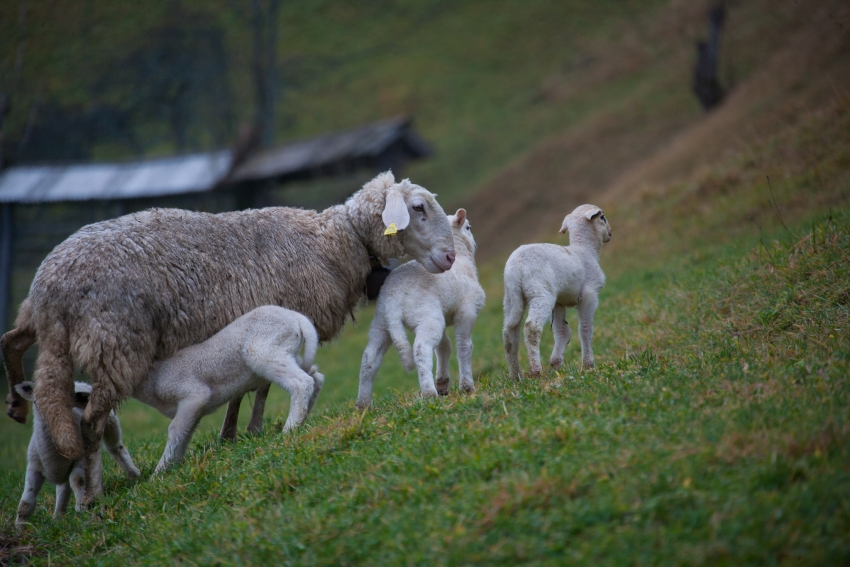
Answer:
[16,465,45,527]
[258,362,315,431]
[549,305,572,369]
[2,327,36,424]
[524,297,553,377]
[54,483,71,518]
[156,398,207,474]
[502,289,525,381]
[80,389,114,505]
[434,332,452,396]
[412,322,444,398]
[577,292,599,369]
[455,314,477,393]
[357,325,391,410]
[246,384,271,435]
[103,413,141,479]
[69,458,91,512]
[307,368,324,415]
[220,396,243,441]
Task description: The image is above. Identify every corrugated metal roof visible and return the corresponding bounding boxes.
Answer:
[0,150,233,204]
[229,115,432,182]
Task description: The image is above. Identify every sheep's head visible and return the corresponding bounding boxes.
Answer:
[449,208,477,256]
[349,171,455,273]
[559,204,612,247]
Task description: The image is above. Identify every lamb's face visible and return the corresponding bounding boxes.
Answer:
[449,208,477,256]
[14,381,92,412]
[559,204,612,245]
[595,211,613,244]
[397,186,456,274]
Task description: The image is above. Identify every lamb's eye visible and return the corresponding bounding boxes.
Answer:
[412,204,424,213]
[466,225,472,231]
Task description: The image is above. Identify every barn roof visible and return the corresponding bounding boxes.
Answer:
[0,150,233,204]
[228,115,432,183]
[0,116,431,204]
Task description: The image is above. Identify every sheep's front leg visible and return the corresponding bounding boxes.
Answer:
[413,323,444,398]
[220,396,243,441]
[577,291,599,368]
[455,314,477,393]
[434,332,452,396]
[80,390,113,505]
[156,398,207,473]
[16,465,45,527]
[549,305,572,369]
[247,384,271,435]
[357,325,391,410]
[103,413,141,480]
[524,297,553,377]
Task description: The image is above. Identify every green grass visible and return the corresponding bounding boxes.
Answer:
[2,101,849,561]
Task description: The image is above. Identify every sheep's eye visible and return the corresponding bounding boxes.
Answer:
[466,225,472,231]
[412,204,424,213]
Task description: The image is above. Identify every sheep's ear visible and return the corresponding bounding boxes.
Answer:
[454,208,467,227]
[14,382,34,401]
[558,216,571,235]
[382,188,411,231]
[584,207,603,221]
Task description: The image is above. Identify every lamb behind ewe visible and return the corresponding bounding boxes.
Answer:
[132,305,323,473]
[15,381,139,528]
[4,171,455,503]
[502,204,612,379]
[357,209,486,408]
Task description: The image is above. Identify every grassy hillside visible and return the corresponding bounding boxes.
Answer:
[2,0,850,563]
[2,80,849,567]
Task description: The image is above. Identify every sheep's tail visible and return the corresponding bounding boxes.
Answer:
[32,318,83,460]
[299,317,319,373]
[502,268,525,331]
[387,314,414,372]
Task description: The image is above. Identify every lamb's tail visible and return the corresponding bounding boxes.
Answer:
[32,318,83,460]
[3,298,38,424]
[387,313,414,372]
[299,317,319,373]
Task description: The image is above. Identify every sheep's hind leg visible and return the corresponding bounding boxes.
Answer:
[502,290,525,381]
[2,327,36,424]
[54,483,71,518]
[156,398,207,473]
[262,361,314,432]
[357,325,391,410]
[307,368,324,415]
[220,396,243,441]
[524,297,552,377]
[247,384,271,435]
[435,331,452,396]
[455,313,477,393]
[549,305,572,369]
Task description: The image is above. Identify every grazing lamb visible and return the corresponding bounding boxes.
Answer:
[502,204,612,379]
[132,306,323,473]
[15,381,139,528]
[357,209,486,409]
[3,171,455,503]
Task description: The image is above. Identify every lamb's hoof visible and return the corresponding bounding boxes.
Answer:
[528,370,543,378]
[421,388,439,399]
[549,358,564,369]
[435,380,450,396]
[460,382,475,394]
[355,399,371,411]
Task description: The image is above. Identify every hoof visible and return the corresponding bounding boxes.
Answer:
[460,382,475,394]
[549,358,564,369]
[435,380,450,396]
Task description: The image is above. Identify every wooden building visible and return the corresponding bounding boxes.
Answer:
[0,116,432,333]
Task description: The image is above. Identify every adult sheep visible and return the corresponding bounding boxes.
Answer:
[3,171,455,501]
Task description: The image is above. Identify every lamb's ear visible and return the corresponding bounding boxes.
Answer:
[382,188,411,231]
[584,207,603,221]
[14,382,34,401]
[558,216,571,235]
[454,208,467,227]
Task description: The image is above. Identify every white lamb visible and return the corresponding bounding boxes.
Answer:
[357,209,486,408]
[502,204,612,379]
[15,381,139,528]
[130,305,324,473]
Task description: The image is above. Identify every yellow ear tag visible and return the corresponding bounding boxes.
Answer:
[384,222,398,236]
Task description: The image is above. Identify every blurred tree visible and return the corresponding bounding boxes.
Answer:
[251,0,281,147]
